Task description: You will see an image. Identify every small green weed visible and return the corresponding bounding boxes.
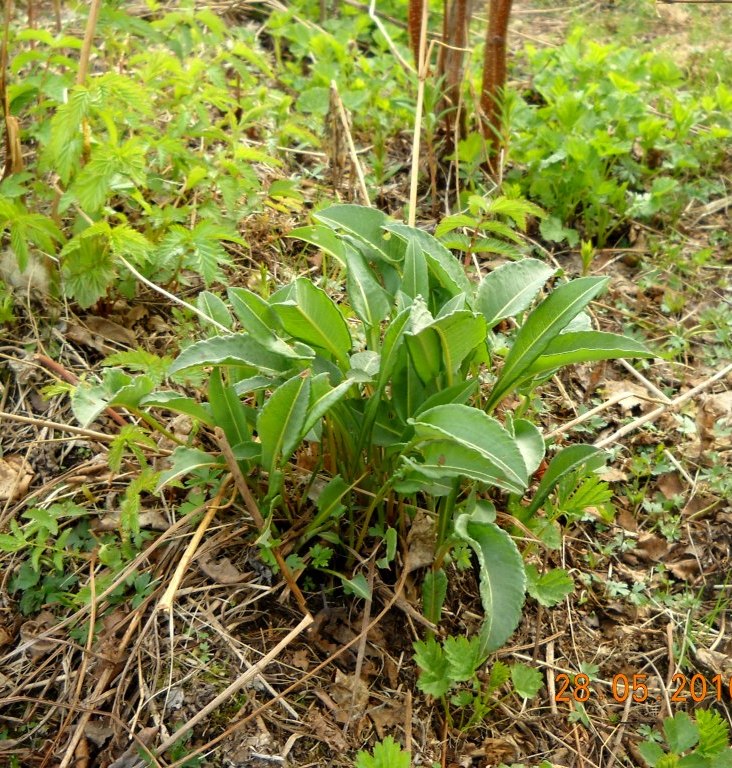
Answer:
[639,710,732,767]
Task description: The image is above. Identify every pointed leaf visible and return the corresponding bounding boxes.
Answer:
[476,258,556,327]
[345,247,391,328]
[227,287,302,358]
[208,369,250,446]
[257,372,311,474]
[169,334,301,376]
[411,404,529,493]
[270,278,351,368]
[512,418,545,477]
[288,224,347,266]
[526,445,606,517]
[525,330,654,376]
[196,291,232,332]
[156,447,223,490]
[139,392,214,426]
[406,311,487,385]
[422,568,448,624]
[314,204,403,263]
[486,276,609,409]
[384,221,471,296]
[455,505,526,653]
[402,237,429,300]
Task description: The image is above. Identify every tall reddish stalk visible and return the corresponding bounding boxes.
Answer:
[437,0,472,147]
[480,0,512,177]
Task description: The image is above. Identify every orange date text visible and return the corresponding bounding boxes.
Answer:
[554,673,732,704]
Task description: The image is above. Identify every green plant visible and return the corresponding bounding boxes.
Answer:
[355,735,410,768]
[413,633,542,730]
[507,29,732,246]
[639,710,732,768]
[73,203,653,654]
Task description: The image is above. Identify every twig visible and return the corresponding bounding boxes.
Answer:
[214,427,310,617]
[329,81,370,206]
[156,480,233,614]
[116,255,229,333]
[408,0,428,227]
[145,613,313,763]
[594,362,732,449]
[0,410,119,443]
[163,566,411,768]
[368,0,414,73]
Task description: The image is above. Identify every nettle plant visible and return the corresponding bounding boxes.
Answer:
[76,204,652,655]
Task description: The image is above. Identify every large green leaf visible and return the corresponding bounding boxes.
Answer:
[384,221,471,297]
[288,224,347,266]
[168,334,300,376]
[156,447,224,490]
[227,287,301,358]
[314,204,404,264]
[486,276,609,409]
[257,372,311,476]
[344,247,391,329]
[139,391,214,426]
[270,278,352,369]
[302,373,355,436]
[410,404,528,493]
[375,306,411,390]
[401,237,429,301]
[526,444,606,517]
[511,418,545,477]
[405,310,487,386]
[476,258,556,327]
[402,440,524,495]
[455,503,526,654]
[524,331,654,376]
[208,369,250,447]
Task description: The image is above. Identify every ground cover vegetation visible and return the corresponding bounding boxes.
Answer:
[0,1,730,766]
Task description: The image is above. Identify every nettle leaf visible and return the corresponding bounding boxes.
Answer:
[696,710,730,757]
[71,138,148,213]
[476,258,556,327]
[444,635,485,682]
[270,278,352,369]
[410,404,529,494]
[0,200,65,272]
[168,334,301,377]
[413,635,451,698]
[511,663,545,698]
[109,224,151,266]
[314,204,404,264]
[344,247,391,329]
[61,237,116,308]
[486,276,609,410]
[45,86,92,183]
[257,372,310,475]
[526,444,606,517]
[355,736,410,768]
[455,504,526,654]
[525,564,574,607]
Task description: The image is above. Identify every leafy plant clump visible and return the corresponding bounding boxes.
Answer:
[70,203,653,656]
[639,710,732,767]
